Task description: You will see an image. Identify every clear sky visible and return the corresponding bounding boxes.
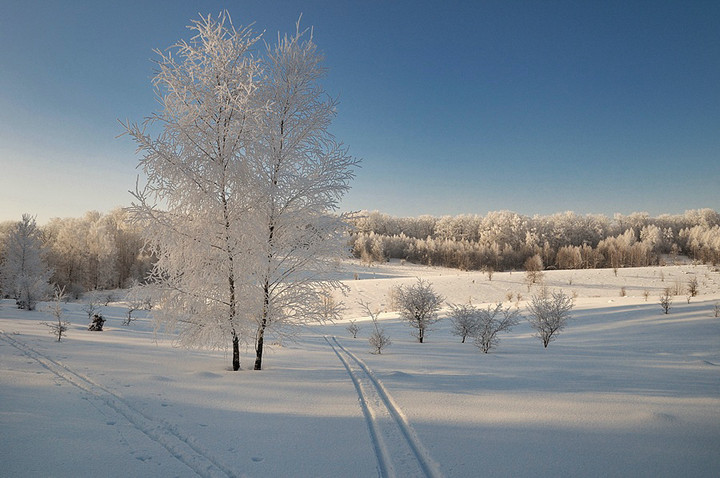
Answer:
[1,0,718,224]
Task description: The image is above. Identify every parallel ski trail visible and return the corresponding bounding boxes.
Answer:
[0,332,237,478]
[325,335,443,478]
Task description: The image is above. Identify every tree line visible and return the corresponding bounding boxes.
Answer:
[0,209,152,303]
[2,207,718,307]
[350,209,720,271]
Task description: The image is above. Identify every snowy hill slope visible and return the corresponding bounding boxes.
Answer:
[1,261,719,477]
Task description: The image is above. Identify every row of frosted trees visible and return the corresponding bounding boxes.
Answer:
[0,209,152,302]
[3,208,718,304]
[351,209,720,271]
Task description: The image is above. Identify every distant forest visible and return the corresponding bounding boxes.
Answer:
[0,209,152,298]
[1,208,719,297]
[349,209,720,272]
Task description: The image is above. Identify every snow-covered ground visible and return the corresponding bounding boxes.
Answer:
[1,261,719,477]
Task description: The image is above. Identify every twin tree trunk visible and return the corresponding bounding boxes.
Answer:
[230,322,263,371]
[229,291,269,371]
[126,15,356,374]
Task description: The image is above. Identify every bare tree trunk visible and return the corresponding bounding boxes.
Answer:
[254,319,266,370]
[254,281,270,370]
[232,333,240,371]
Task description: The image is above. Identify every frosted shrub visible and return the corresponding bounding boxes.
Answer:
[42,286,70,342]
[123,299,145,326]
[81,300,100,322]
[360,301,390,354]
[526,290,573,348]
[524,254,544,288]
[103,292,116,306]
[346,319,360,338]
[447,303,480,343]
[473,303,520,353]
[393,279,444,343]
[369,322,391,355]
[320,293,344,322]
[659,289,672,314]
[672,279,684,296]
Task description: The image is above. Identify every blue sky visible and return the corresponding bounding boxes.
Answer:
[1,0,718,224]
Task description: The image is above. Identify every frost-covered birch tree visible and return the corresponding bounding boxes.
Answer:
[124,13,357,371]
[124,13,263,371]
[0,214,52,310]
[246,23,358,370]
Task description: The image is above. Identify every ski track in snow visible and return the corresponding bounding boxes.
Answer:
[0,331,238,478]
[325,335,443,478]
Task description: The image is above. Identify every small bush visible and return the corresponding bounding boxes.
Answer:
[88,314,105,331]
[369,324,391,354]
[659,289,672,314]
[473,303,520,353]
[447,303,480,344]
[319,293,344,322]
[346,319,360,338]
[360,301,390,354]
[393,278,443,343]
[103,292,116,306]
[82,300,100,322]
[42,286,70,342]
[526,289,573,348]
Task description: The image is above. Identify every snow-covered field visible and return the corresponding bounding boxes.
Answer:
[1,261,719,477]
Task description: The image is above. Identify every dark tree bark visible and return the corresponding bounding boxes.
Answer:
[232,334,240,371]
[254,320,266,370]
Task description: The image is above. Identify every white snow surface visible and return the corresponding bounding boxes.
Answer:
[2,261,719,477]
